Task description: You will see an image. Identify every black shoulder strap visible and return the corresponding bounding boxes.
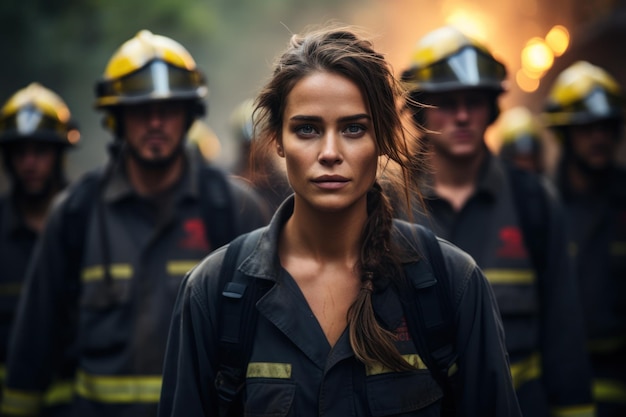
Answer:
[215,229,269,417]
[399,225,458,416]
[506,164,549,273]
[198,164,237,250]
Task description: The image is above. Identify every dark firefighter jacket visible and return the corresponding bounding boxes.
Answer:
[557,165,626,411]
[1,151,270,417]
[158,197,522,417]
[0,193,75,414]
[409,153,595,417]
[0,194,36,372]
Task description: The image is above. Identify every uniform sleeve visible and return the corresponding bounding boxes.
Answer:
[450,254,523,417]
[538,184,595,416]
[2,196,77,416]
[158,255,223,417]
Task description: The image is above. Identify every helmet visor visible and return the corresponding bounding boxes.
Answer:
[408,47,506,92]
[545,87,624,126]
[96,60,207,107]
[0,105,68,142]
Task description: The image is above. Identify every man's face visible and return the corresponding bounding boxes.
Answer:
[8,142,59,196]
[122,100,188,167]
[567,120,621,171]
[422,90,493,160]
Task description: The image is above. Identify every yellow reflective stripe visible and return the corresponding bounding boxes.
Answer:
[76,370,161,403]
[366,354,426,376]
[510,353,541,390]
[0,282,21,296]
[587,335,626,353]
[484,269,535,284]
[611,241,626,256]
[81,264,133,282]
[166,260,200,276]
[593,379,626,403]
[1,388,43,416]
[551,404,596,417]
[1,364,73,407]
[42,379,75,406]
[246,363,292,379]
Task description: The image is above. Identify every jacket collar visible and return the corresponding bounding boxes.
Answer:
[238,196,425,281]
[102,147,198,203]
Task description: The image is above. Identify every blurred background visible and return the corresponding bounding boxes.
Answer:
[1,0,625,190]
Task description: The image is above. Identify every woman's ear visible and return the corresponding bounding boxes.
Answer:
[276,142,285,157]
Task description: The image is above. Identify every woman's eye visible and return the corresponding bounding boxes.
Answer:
[295,124,317,136]
[344,124,366,137]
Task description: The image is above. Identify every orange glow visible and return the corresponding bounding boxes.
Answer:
[521,37,554,74]
[67,129,81,145]
[516,69,540,92]
[545,25,570,56]
[445,7,489,43]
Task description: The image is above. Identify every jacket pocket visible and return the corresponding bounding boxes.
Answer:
[366,370,442,416]
[79,264,132,309]
[244,379,297,417]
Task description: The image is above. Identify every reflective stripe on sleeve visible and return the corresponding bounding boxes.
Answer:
[42,379,75,406]
[483,269,536,284]
[509,352,541,390]
[593,378,626,403]
[0,366,74,410]
[81,264,133,282]
[75,370,161,403]
[166,260,201,276]
[551,404,596,417]
[1,388,43,416]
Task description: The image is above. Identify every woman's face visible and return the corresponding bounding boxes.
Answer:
[280,71,378,213]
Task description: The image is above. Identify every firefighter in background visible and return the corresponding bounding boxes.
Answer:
[497,106,545,174]
[543,60,626,417]
[2,30,269,417]
[0,83,78,415]
[229,98,291,213]
[400,26,595,417]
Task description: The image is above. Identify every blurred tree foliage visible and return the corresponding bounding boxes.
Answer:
[0,0,363,185]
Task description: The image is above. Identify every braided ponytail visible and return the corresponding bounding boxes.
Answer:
[347,183,415,372]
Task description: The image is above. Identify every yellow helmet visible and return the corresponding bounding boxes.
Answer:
[498,106,542,155]
[0,82,80,147]
[543,61,624,127]
[95,30,208,114]
[402,26,507,94]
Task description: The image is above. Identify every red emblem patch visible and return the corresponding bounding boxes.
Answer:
[179,218,210,251]
[496,226,528,259]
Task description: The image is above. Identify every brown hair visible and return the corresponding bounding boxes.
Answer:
[253,24,429,372]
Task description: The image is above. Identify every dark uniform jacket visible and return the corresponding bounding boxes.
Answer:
[1,151,270,417]
[557,165,626,412]
[158,197,522,417]
[0,195,36,371]
[0,193,75,415]
[408,153,594,417]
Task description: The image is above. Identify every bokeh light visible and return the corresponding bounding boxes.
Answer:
[521,37,554,74]
[516,69,540,92]
[545,25,570,56]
